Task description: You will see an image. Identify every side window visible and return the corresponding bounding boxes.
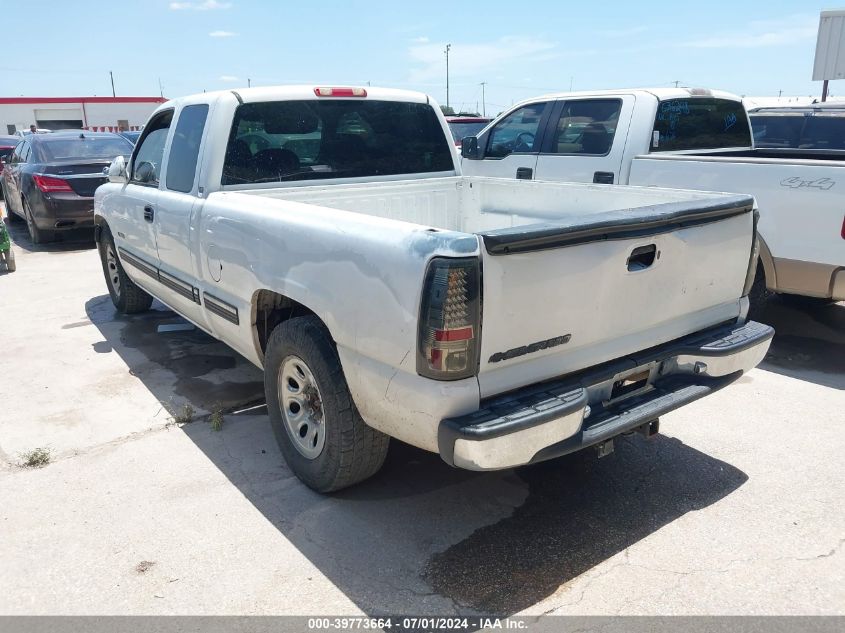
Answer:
[550,99,622,155]
[165,104,209,193]
[11,142,23,163]
[486,103,547,158]
[21,141,31,162]
[131,110,173,186]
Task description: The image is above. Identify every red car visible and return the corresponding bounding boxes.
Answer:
[445,115,491,148]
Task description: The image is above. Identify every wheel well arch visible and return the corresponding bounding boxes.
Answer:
[757,234,777,291]
[251,289,327,361]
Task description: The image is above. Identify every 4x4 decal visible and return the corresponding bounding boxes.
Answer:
[779,176,835,190]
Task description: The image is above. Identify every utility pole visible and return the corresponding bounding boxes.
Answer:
[673,80,680,88]
[248,78,251,88]
[480,81,486,116]
[445,43,451,109]
[109,71,116,97]
[158,77,164,98]
[569,76,573,91]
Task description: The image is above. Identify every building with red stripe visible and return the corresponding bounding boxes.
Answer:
[0,96,167,135]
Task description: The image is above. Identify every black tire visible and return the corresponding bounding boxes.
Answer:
[23,198,53,244]
[264,315,389,492]
[97,225,153,314]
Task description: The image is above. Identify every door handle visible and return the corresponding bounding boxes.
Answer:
[593,171,615,184]
[143,205,154,222]
[516,167,533,180]
[627,244,657,271]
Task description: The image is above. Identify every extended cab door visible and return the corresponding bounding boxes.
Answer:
[533,95,635,184]
[113,109,174,279]
[154,102,211,323]
[461,101,553,180]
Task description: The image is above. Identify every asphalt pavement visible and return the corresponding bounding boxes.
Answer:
[1,207,842,616]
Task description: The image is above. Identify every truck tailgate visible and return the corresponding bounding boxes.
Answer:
[476,196,755,398]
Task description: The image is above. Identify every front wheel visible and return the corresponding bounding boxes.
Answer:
[264,315,389,492]
[97,225,153,314]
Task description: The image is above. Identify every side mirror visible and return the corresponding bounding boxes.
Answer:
[461,136,480,159]
[107,155,128,184]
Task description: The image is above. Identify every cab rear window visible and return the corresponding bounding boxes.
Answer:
[222,99,454,185]
[651,98,752,152]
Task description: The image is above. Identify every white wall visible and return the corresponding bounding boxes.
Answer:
[0,100,162,134]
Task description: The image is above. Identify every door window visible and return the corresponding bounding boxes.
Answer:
[166,104,209,193]
[549,99,622,155]
[131,110,173,186]
[485,103,548,158]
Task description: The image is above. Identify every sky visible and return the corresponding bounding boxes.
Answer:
[0,0,837,113]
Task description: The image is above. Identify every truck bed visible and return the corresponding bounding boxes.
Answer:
[217,177,755,398]
[234,175,750,235]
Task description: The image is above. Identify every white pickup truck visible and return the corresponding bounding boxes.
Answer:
[461,88,845,304]
[94,85,772,492]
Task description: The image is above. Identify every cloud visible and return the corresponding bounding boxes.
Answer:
[170,0,231,10]
[408,36,557,82]
[686,14,817,48]
[219,75,239,82]
[209,30,238,37]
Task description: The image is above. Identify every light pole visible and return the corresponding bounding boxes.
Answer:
[480,81,486,116]
[445,43,451,109]
[109,71,116,97]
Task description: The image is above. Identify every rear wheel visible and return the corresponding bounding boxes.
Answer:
[264,315,389,492]
[97,225,153,314]
[23,199,53,244]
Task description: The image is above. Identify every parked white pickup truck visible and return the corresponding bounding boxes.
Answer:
[461,88,845,304]
[94,85,772,491]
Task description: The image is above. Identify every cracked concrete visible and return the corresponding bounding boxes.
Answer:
[1,209,844,615]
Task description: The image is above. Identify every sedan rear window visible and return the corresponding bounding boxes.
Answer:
[37,137,134,161]
[651,98,752,152]
[222,99,454,185]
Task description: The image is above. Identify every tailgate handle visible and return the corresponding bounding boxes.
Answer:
[627,244,657,271]
[143,205,154,223]
[516,167,533,180]
[593,171,615,184]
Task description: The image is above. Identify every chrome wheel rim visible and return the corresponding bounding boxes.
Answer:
[106,244,121,297]
[278,355,325,459]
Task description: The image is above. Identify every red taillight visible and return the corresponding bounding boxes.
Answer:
[33,174,73,193]
[313,87,367,98]
[417,258,481,380]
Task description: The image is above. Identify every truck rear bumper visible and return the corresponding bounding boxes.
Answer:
[438,320,774,470]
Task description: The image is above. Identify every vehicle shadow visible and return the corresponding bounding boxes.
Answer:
[86,294,748,616]
[754,297,845,390]
[2,214,95,253]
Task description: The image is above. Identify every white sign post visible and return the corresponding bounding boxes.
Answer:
[813,9,845,101]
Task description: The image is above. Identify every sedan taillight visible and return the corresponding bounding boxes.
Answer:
[417,257,481,380]
[33,174,73,193]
